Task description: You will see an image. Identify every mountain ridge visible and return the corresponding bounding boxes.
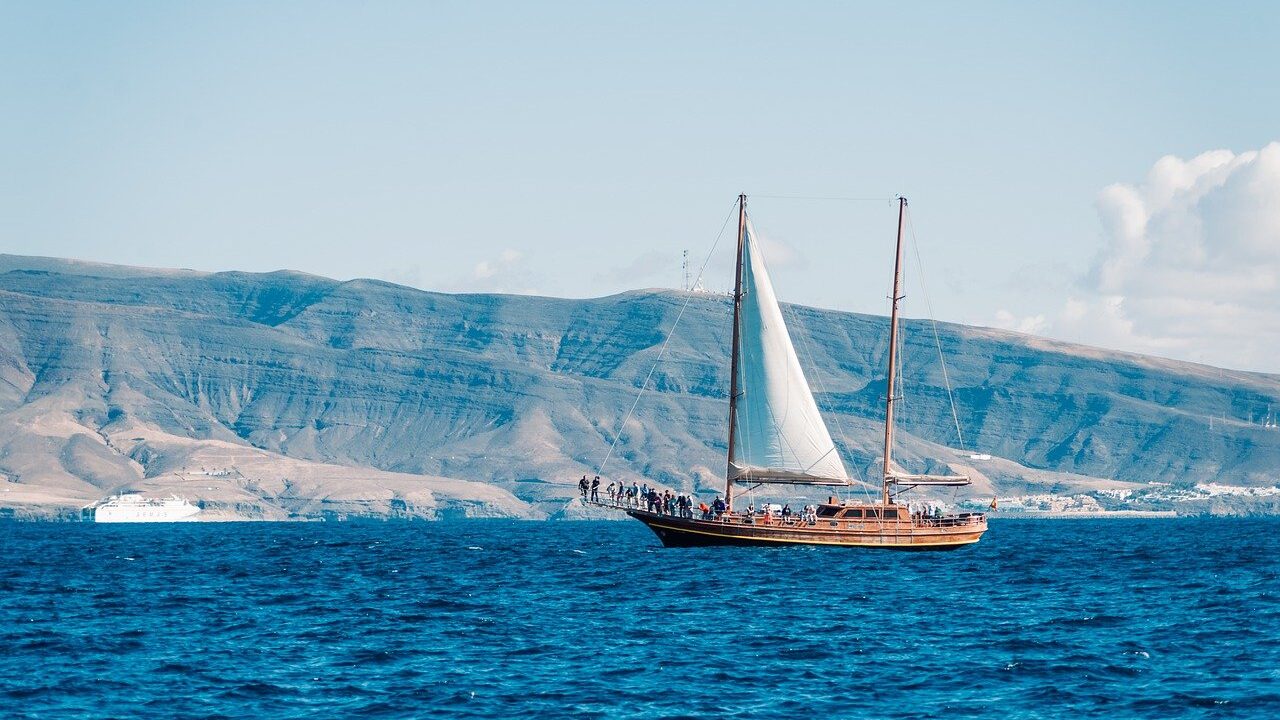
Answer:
[1,254,1277,519]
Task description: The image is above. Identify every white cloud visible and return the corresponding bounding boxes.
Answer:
[992,309,1047,335]
[748,223,806,270]
[474,249,523,280]
[1048,142,1280,371]
[444,248,542,294]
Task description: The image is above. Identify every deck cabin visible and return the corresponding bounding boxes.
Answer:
[812,501,984,528]
[815,503,908,521]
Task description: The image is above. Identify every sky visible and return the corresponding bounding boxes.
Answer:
[2,2,1278,372]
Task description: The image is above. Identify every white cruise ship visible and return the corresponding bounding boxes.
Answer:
[91,494,202,523]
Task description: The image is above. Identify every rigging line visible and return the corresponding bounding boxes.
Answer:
[736,310,752,486]
[751,194,896,203]
[895,266,906,415]
[596,199,739,477]
[905,207,967,451]
[887,288,907,483]
[733,221,752,489]
[883,246,907,481]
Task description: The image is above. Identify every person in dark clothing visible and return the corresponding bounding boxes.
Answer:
[590,476,600,502]
[712,496,726,519]
[578,475,589,499]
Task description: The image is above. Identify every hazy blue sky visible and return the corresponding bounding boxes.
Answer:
[2,2,1278,371]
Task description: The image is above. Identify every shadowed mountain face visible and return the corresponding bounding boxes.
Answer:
[1,254,1278,518]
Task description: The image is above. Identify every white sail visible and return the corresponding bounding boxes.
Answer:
[730,220,849,485]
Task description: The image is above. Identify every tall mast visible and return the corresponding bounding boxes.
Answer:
[724,193,747,512]
[881,197,907,506]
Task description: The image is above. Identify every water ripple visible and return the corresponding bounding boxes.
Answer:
[2,518,1279,718]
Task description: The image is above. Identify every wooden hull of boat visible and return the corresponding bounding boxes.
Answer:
[625,509,985,550]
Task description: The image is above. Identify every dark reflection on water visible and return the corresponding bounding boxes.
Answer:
[2,519,1278,718]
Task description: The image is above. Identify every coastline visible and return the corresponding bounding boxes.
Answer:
[990,510,1181,519]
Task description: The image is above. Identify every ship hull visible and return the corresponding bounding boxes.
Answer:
[94,508,200,523]
[92,498,201,523]
[625,509,985,550]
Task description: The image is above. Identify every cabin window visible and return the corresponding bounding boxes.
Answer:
[841,509,864,519]
[864,509,880,519]
[816,505,840,518]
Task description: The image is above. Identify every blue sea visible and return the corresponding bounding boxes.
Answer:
[2,519,1278,719]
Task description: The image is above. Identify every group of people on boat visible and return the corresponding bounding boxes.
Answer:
[578,475,601,503]
[582,471,976,530]
[908,500,946,521]
[729,503,819,525]
[598,481,700,518]
[582,475,836,525]
[581,475,967,527]
[581,477,709,520]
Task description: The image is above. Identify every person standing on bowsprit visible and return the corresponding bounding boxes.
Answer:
[590,476,600,502]
[578,475,589,500]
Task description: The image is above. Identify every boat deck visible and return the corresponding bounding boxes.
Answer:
[592,500,986,549]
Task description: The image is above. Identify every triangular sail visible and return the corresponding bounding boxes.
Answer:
[729,220,849,485]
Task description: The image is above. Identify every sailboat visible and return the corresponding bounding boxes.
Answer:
[614,194,987,549]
